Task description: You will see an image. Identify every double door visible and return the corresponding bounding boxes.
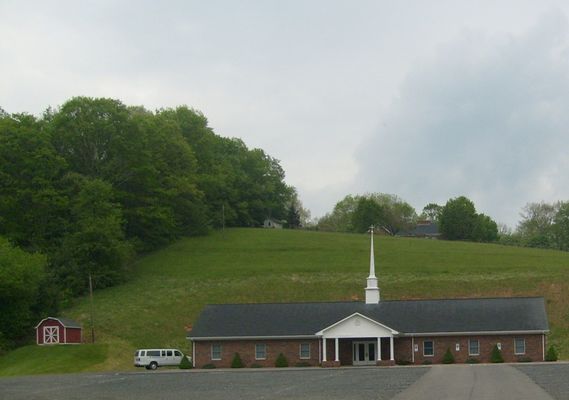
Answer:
[353,341,376,365]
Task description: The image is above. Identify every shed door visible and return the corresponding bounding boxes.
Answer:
[44,326,59,344]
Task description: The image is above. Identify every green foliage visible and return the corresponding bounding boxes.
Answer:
[275,353,288,367]
[440,196,497,242]
[421,203,442,222]
[545,345,558,361]
[518,356,533,362]
[250,363,263,368]
[231,352,244,368]
[395,359,413,365]
[421,359,432,365]
[442,348,455,364]
[465,357,479,364]
[319,193,416,234]
[202,363,216,369]
[179,355,193,369]
[490,345,504,363]
[0,237,50,350]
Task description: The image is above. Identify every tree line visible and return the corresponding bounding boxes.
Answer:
[316,193,499,242]
[0,97,294,350]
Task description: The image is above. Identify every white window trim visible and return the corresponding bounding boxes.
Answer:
[211,344,222,360]
[255,344,267,360]
[423,340,434,357]
[468,339,480,356]
[514,338,526,355]
[299,343,311,359]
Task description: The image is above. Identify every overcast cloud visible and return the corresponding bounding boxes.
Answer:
[2,1,569,227]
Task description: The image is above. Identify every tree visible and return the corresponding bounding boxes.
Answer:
[517,202,557,248]
[552,202,569,251]
[317,195,358,232]
[53,175,133,296]
[421,203,442,222]
[472,214,498,242]
[490,345,504,363]
[439,196,477,240]
[351,197,386,233]
[0,237,50,351]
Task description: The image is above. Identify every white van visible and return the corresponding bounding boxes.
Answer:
[134,349,187,370]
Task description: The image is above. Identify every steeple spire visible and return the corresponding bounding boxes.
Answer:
[365,225,380,304]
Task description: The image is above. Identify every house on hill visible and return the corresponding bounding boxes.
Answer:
[263,218,283,229]
[36,317,82,345]
[187,229,549,367]
[397,220,440,238]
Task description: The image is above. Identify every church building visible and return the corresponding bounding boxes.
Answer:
[187,229,549,367]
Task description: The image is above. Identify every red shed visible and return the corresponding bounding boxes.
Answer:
[36,317,82,345]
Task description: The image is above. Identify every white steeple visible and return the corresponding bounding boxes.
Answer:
[365,225,380,304]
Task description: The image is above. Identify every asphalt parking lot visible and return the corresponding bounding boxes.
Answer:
[1,363,568,400]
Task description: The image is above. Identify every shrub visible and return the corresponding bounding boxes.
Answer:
[294,361,311,367]
[179,355,193,369]
[465,357,479,364]
[202,363,216,369]
[231,352,244,368]
[490,345,504,363]
[275,353,288,367]
[442,348,455,364]
[250,363,263,368]
[518,356,533,363]
[396,359,413,366]
[421,359,432,365]
[545,345,558,362]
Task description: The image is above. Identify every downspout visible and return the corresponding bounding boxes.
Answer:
[542,334,545,361]
[411,336,415,364]
[192,341,196,368]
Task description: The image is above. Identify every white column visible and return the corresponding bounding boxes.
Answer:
[322,338,327,362]
[377,337,382,361]
[390,336,395,361]
[334,338,339,362]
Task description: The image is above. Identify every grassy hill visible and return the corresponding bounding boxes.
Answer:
[1,228,569,376]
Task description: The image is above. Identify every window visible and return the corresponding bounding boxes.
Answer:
[423,340,434,356]
[167,350,173,357]
[468,339,480,356]
[300,343,310,359]
[255,344,267,360]
[161,350,166,357]
[174,350,182,357]
[211,344,222,360]
[514,338,526,355]
[147,350,160,356]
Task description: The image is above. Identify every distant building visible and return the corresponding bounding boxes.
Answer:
[36,317,82,345]
[398,220,440,238]
[187,229,549,367]
[263,218,283,229]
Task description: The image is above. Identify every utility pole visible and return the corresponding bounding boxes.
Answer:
[89,272,95,344]
[222,204,225,238]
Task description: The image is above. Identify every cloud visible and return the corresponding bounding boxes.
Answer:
[355,12,569,227]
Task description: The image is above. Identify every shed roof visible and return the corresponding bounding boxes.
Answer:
[188,297,548,339]
[35,317,82,329]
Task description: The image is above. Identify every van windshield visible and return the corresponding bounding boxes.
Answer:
[134,351,139,356]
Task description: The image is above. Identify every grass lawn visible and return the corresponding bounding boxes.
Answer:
[2,228,569,375]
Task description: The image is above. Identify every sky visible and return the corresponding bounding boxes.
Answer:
[2,1,569,228]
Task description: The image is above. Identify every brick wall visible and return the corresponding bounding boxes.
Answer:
[194,334,545,368]
[395,334,545,364]
[194,339,320,368]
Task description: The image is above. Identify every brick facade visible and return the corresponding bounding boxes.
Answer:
[193,334,545,368]
[194,339,320,368]
[394,334,545,364]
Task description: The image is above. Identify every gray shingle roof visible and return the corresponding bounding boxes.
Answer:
[188,297,548,339]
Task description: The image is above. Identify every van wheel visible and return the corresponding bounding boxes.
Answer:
[149,362,158,370]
